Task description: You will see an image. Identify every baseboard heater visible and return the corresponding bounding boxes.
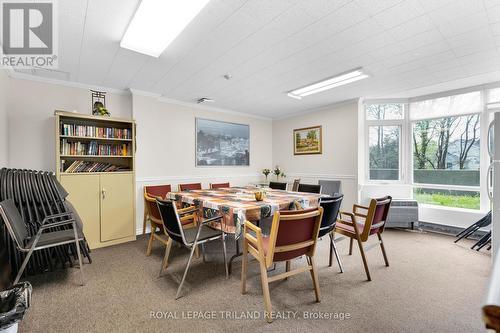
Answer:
[386,199,419,229]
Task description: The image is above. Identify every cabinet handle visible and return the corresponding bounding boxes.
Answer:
[102,188,106,200]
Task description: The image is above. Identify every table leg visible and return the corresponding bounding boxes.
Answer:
[228,237,241,275]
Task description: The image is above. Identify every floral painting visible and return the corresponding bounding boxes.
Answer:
[293,126,322,155]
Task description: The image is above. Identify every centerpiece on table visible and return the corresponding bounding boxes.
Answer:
[254,188,267,201]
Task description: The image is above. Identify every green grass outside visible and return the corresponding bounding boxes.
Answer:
[414,191,480,210]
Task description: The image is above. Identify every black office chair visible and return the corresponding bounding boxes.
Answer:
[319,195,344,272]
[298,183,322,194]
[156,199,228,299]
[269,181,287,190]
[0,199,85,286]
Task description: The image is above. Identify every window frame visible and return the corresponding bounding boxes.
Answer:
[364,85,500,212]
[364,102,406,184]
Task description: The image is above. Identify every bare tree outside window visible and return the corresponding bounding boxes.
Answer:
[412,114,480,209]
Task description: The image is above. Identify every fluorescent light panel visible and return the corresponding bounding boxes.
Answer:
[288,68,369,99]
[120,0,210,57]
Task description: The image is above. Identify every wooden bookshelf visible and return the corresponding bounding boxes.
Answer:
[55,110,136,249]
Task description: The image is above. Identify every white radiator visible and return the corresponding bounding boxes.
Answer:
[386,199,419,229]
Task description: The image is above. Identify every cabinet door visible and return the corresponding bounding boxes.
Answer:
[100,173,134,242]
[60,174,101,249]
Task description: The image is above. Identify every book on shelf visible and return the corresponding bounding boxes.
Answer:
[60,139,131,156]
[61,160,131,173]
[60,123,132,139]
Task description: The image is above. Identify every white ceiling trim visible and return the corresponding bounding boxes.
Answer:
[8,71,130,95]
[275,98,359,120]
[131,88,272,121]
[4,72,271,121]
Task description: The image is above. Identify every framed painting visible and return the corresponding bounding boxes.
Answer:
[293,125,322,155]
[196,118,250,166]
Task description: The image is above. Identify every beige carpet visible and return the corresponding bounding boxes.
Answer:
[19,229,491,333]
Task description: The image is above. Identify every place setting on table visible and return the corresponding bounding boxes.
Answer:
[166,185,324,273]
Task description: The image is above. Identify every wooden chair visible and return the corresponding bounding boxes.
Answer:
[144,193,196,256]
[334,196,392,281]
[143,185,172,234]
[179,183,202,191]
[210,182,230,189]
[291,179,300,191]
[241,207,323,322]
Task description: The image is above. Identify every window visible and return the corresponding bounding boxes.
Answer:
[365,103,404,181]
[366,104,404,120]
[410,92,481,209]
[369,126,400,180]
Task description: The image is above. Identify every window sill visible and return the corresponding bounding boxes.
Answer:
[418,203,486,214]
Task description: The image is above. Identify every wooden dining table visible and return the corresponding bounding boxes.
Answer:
[167,186,323,238]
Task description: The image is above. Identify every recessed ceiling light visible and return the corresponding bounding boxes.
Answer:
[287,68,369,99]
[120,0,210,57]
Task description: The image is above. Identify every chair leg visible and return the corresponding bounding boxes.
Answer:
[221,233,228,278]
[356,237,371,281]
[14,245,37,284]
[329,236,333,267]
[285,260,291,280]
[146,228,155,256]
[308,256,321,302]
[349,237,353,255]
[259,260,273,323]
[329,233,344,273]
[378,233,389,267]
[241,239,248,294]
[143,211,148,235]
[201,243,206,263]
[159,238,173,277]
[175,242,198,299]
[73,226,85,286]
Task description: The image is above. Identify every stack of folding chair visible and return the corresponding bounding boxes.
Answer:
[0,168,91,281]
[455,211,491,252]
[472,231,492,251]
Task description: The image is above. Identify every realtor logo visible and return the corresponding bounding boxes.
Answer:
[1,1,58,68]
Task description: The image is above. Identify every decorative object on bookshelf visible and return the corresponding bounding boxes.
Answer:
[91,90,110,116]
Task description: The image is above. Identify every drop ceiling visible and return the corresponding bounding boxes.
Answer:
[13,0,500,118]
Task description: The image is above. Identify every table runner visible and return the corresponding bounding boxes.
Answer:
[167,186,322,238]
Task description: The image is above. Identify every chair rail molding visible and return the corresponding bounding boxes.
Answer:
[136,173,262,183]
[284,172,357,180]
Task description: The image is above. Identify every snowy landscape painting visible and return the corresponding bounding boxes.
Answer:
[196,118,250,166]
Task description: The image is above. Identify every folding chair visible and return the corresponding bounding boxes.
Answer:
[0,199,85,285]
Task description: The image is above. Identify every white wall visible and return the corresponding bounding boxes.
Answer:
[272,101,358,210]
[6,77,132,171]
[0,70,8,167]
[133,93,273,232]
